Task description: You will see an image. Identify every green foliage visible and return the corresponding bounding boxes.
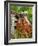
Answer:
[10,5,32,23]
[10,5,32,14]
[10,5,21,13]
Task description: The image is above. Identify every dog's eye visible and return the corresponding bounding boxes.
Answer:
[15,21,18,23]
